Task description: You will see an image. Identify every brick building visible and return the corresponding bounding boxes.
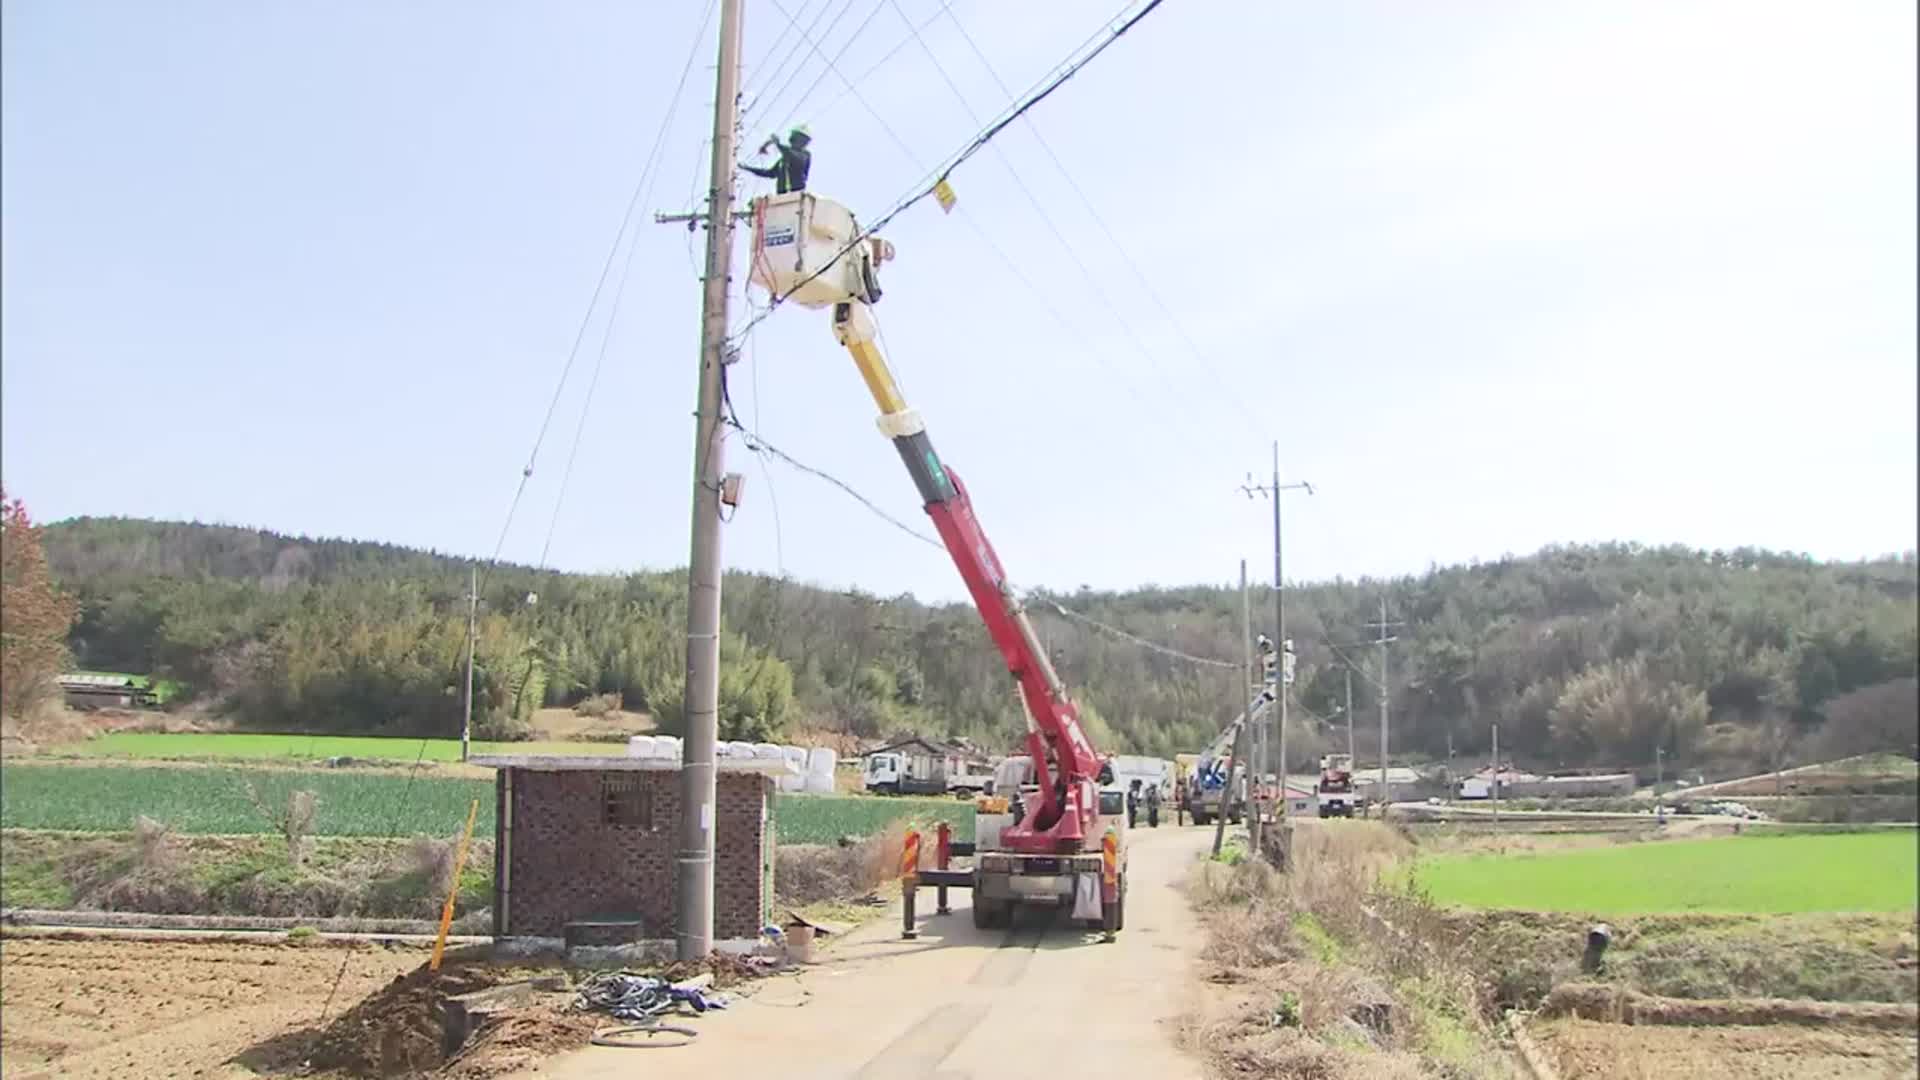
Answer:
[473,755,782,946]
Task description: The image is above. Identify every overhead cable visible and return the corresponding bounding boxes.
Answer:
[936,0,1263,436]
[539,0,721,569]
[729,0,1170,345]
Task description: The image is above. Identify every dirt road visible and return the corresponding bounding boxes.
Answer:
[534,823,1214,1080]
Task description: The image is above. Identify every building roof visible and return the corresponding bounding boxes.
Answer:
[471,755,792,775]
[863,734,969,758]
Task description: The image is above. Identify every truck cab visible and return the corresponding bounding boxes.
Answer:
[864,751,947,796]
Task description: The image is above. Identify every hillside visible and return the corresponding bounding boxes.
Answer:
[41,517,1919,775]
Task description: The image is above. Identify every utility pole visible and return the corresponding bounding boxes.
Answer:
[1344,665,1355,762]
[1240,559,1254,727]
[674,0,744,963]
[1239,447,1310,819]
[1365,597,1402,813]
[1491,721,1500,826]
[461,567,477,763]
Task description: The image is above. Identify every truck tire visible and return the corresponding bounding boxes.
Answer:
[972,897,1000,930]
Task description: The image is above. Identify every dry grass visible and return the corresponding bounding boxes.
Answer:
[775,819,910,907]
[1182,821,1517,1080]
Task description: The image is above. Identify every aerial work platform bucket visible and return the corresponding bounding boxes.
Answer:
[748,192,893,308]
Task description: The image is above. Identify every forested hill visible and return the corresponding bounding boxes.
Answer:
[42,517,1919,776]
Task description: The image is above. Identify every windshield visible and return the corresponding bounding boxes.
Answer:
[1097,790,1125,816]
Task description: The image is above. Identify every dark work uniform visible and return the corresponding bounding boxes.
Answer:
[743,141,812,194]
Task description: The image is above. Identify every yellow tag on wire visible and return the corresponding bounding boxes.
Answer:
[933,178,958,213]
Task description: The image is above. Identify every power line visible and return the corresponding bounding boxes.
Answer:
[741,0,840,124]
[728,411,1240,670]
[808,1,953,120]
[1046,602,1239,669]
[876,0,1217,443]
[936,1,1264,437]
[539,0,721,569]
[754,0,888,136]
[728,0,1171,344]
[742,0,823,96]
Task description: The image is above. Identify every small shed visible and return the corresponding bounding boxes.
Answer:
[473,755,785,949]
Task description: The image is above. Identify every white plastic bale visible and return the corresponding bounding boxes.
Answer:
[654,736,682,762]
[805,747,838,776]
[725,741,755,759]
[802,772,835,795]
[752,742,783,760]
[626,735,657,759]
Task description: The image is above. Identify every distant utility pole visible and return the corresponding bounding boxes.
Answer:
[1344,665,1355,762]
[1240,443,1311,817]
[1491,721,1501,826]
[461,567,477,763]
[1365,597,1403,811]
[1240,559,1254,729]
[666,0,744,963]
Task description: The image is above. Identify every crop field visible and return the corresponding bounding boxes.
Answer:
[1411,832,1918,914]
[0,763,972,843]
[49,731,626,762]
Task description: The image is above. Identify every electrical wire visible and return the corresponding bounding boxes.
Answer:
[936,0,1264,437]
[319,0,729,1034]
[808,2,952,120]
[730,0,1182,432]
[742,0,823,100]
[539,0,721,569]
[728,0,1170,345]
[726,409,1241,669]
[742,0,855,131]
[749,0,882,137]
[877,0,1215,438]
[1045,602,1239,668]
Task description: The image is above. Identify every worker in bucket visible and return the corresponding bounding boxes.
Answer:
[743,125,812,193]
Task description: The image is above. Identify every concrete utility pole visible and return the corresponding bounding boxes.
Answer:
[1366,597,1402,812]
[676,0,744,963]
[461,567,477,763]
[1491,721,1500,825]
[1239,446,1310,818]
[1240,559,1254,731]
[1344,665,1355,762]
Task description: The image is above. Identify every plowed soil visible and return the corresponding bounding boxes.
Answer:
[0,935,419,1079]
[1532,1017,1919,1079]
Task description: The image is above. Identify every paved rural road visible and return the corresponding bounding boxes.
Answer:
[533,823,1213,1080]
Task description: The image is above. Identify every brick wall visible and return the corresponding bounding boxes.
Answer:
[498,768,770,941]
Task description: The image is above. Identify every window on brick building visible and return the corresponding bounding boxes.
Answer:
[602,776,653,828]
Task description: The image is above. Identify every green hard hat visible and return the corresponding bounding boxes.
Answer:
[789,124,811,144]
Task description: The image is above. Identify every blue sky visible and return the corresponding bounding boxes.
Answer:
[4,0,1914,602]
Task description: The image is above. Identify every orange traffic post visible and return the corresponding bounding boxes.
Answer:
[1099,828,1120,943]
[901,828,921,939]
[430,798,482,972]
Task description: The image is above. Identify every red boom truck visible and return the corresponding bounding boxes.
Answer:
[749,191,1126,936]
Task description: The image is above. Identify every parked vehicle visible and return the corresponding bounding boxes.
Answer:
[863,751,948,796]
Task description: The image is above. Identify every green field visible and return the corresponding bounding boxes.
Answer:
[53,731,625,762]
[0,764,972,844]
[1411,832,1919,914]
